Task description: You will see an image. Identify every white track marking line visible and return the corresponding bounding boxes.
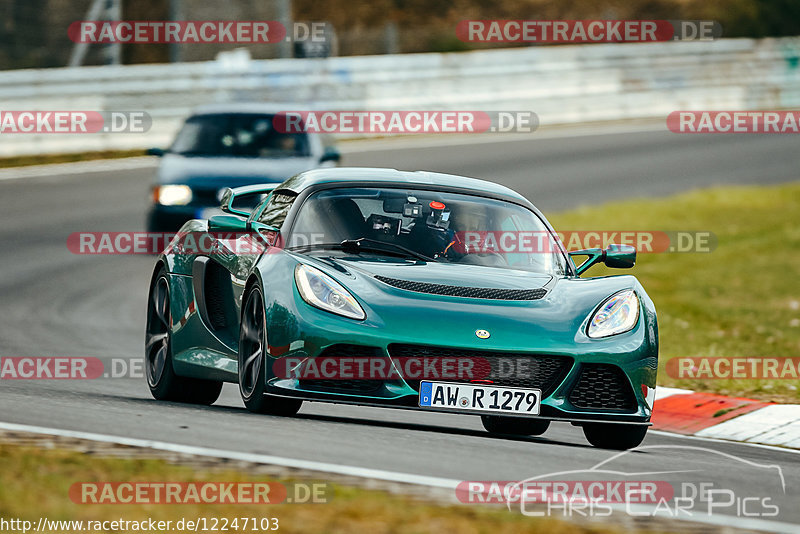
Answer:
[0,157,155,181]
[649,429,800,456]
[1,420,798,533]
[0,421,459,489]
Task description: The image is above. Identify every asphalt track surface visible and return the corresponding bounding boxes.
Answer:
[1,127,799,532]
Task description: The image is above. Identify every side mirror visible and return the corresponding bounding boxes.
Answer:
[603,243,637,269]
[146,147,166,157]
[569,244,636,275]
[207,215,249,231]
[320,146,341,164]
[219,184,276,218]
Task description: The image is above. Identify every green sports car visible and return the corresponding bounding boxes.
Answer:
[145,167,658,450]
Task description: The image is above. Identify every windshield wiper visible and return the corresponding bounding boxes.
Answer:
[287,242,345,252]
[340,238,436,262]
[288,238,435,262]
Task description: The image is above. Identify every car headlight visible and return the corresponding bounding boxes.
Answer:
[294,264,366,320]
[587,289,640,338]
[154,185,192,206]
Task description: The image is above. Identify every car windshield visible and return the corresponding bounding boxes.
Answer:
[288,187,567,275]
[170,113,310,158]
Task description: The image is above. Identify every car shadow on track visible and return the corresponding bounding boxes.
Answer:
[96,391,651,453]
[117,392,600,451]
[293,411,597,450]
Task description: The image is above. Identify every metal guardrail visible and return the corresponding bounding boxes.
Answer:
[1,37,799,157]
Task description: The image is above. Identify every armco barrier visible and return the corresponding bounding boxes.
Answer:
[1,37,800,157]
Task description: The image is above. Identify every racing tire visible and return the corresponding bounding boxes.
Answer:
[238,284,302,416]
[145,267,223,405]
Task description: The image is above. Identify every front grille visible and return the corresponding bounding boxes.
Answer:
[388,344,571,396]
[374,276,546,301]
[568,364,637,412]
[298,344,385,394]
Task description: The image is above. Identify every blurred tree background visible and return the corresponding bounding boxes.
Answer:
[2,0,800,69]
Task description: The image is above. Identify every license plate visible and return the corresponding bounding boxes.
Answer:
[419,381,541,415]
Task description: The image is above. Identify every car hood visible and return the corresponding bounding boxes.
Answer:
[157,154,320,186]
[292,254,646,350]
[332,257,554,290]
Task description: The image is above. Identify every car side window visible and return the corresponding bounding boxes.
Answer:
[257,191,297,228]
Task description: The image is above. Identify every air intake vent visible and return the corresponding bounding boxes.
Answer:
[388,344,572,396]
[375,276,546,300]
[298,344,385,394]
[568,364,637,412]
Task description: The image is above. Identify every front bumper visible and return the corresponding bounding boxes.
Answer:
[263,298,658,425]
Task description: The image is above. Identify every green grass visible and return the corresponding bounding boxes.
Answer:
[0,443,620,534]
[547,182,800,402]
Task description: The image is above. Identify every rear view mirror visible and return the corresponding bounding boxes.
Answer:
[569,244,637,275]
